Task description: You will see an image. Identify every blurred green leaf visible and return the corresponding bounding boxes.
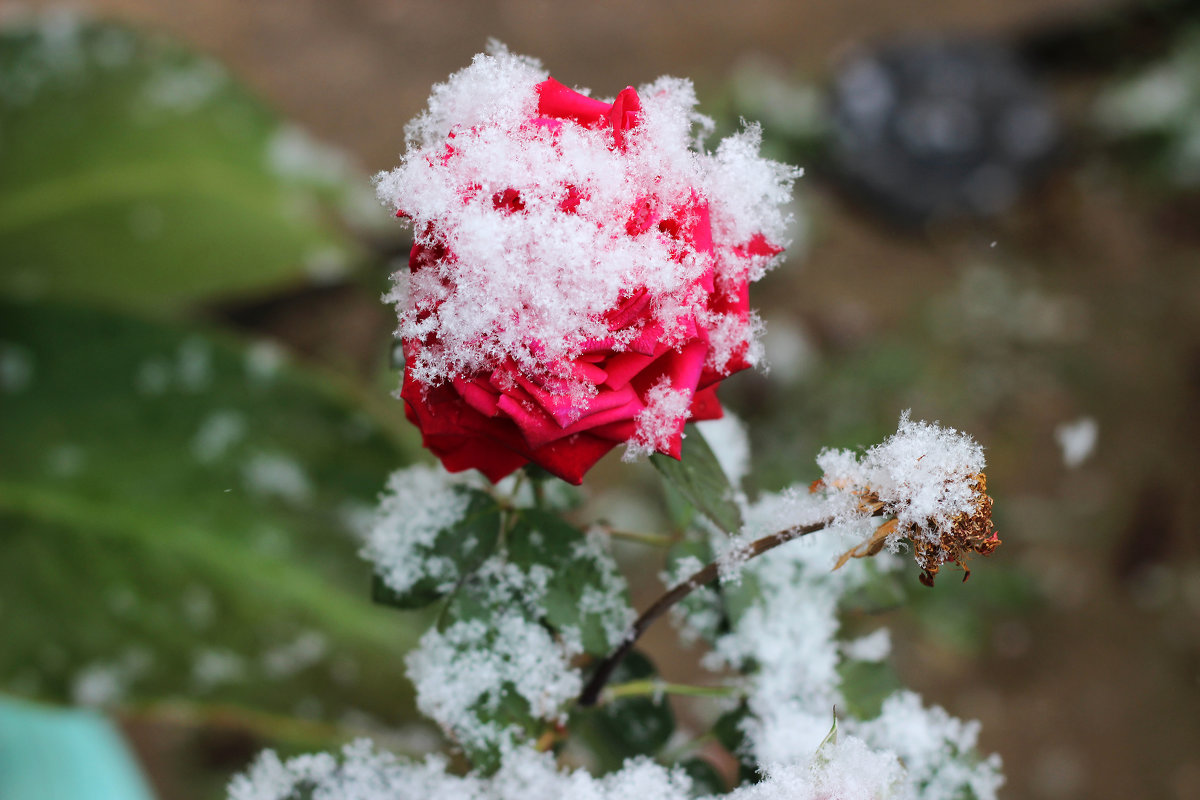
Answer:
[837,659,902,720]
[0,17,383,311]
[371,488,502,610]
[712,703,758,784]
[651,426,743,535]
[0,298,418,723]
[573,650,674,773]
[507,510,633,656]
[676,756,726,796]
[841,561,907,614]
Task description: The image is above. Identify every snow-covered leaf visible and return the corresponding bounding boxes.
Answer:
[507,511,633,656]
[371,488,502,610]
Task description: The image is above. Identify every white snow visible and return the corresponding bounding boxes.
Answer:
[1054,416,1098,468]
[374,46,797,396]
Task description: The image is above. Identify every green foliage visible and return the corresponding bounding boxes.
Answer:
[507,510,632,656]
[0,18,382,311]
[0,298,419,721]
[836,660,903,720]
[372,488,502,610]
[712,704,758,785]
[651,426,743,535]
[573,651,675,773]
[676,757,726,796]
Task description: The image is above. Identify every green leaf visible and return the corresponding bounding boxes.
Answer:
[712,703,758,785]
[0,298,419,723]
[573,651,675,773]
[371,488,502,610]
[651,425,743,535]
[841,561,907,614]
[432,570,544,773]
[677,757,726,796]
[0,18,384,311]
[507,510,633,656]
[836,659,903,720]
[720,569,763,628]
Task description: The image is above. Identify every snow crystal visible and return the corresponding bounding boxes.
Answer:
[374,46,797,390]
[1054,416,1097,468]
[193,649,247,691]
[706,503,887,762]
[242,452,312,504]
[231,742,695,800]
[231,734,915,800]
[739,736,904,800]
[177,337,213,392]
[181,584,216,629]
[406,605,581,753]
[71,649,152,707]
[245,340,286,383]
[267,124,352,184]
[141,59,225,112]
[0,341,33,393]
[816,411,987,556]
[46,443,85,477]
[842,629,891,663]
[360,465,477,596]
[855,692,1003,800]
[662,554,723,644]
[623,379,693,462]
[571,529,637,649]
[262,632,328,679]
[192,410,247,464]
[135,357,171,395]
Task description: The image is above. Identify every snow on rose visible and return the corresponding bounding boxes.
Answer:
[374,45,799,484]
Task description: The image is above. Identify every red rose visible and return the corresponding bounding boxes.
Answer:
[377,51,794,484]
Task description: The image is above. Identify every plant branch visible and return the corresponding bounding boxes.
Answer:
[603,527,677,547]
[602,679,738,703]
[578,510,885,707]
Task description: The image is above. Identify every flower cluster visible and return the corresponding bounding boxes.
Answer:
[375,46,798,484]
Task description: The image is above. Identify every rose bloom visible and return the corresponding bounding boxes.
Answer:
[376,48,797,484]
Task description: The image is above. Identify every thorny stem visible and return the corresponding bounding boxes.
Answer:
[578,509,886,707]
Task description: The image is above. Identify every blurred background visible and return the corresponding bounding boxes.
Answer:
[1,1,1198,798]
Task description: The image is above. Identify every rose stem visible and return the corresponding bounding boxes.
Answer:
[579,517,844,707]
[602,679,739,702]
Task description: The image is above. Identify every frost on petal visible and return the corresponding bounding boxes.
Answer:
[623,378,693,462]
[374,47,799,482]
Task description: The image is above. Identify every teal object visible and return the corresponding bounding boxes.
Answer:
[0,696,156,800]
